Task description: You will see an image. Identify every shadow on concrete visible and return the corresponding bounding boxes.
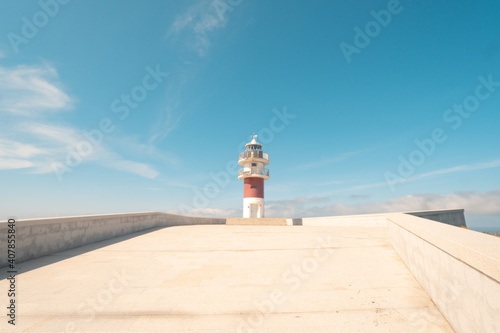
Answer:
[0,227,164,280]
[292,218,303,225]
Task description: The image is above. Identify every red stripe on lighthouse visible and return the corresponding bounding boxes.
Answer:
[244,177,264,198]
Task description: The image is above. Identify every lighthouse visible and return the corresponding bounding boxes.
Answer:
[238,134,270,218]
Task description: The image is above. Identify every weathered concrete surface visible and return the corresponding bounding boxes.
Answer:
[0,225,453,332]
[0,209,465,268]
[226,217,287,226]
[405,209,466,227]
[0,213,225,267]
[388,213,500,333]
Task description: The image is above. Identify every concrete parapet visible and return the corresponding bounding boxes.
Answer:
[2,209,498,331]
[405,209,467,227]
[292,209,465,227]
[387,213,500,333]
[160,213,226,227]
[0,212,225,267]
[226,217,287,225]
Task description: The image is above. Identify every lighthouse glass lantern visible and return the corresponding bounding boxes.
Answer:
[238,135,270,218]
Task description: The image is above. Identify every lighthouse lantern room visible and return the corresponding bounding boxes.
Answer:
[238,134,270,218]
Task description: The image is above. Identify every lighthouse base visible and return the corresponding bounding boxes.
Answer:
[243,197,264,218]
[226,217,287,226]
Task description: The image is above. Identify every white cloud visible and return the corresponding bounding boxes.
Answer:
[169,207,238,218]
[155,0,239,143]
[0,64,73,115]
[24,122,83,147]
[0,138,46,170]
[341,158,500,193]
[354,191,500,216]
[148,72,188,144]
[0,65,80,174]
[0,158,34,170]
[0,63,166,181]
[102,153,160,180]
[148,105,184,144]
[411,159,500,181]
[0,138,47,159]
[0,122,162,180]
[0,136,52,172]
[108,131,181,168]
[5,122,99,174]
[167,0,231,56]
[170,12,194,33]
[297,151,362,170]
[320,180,347,185]
[266,196,332,218]
[265,190,500,218]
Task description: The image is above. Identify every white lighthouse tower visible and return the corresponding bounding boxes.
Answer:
[238,134,270,218]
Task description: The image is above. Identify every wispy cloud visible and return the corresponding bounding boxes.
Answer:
[0,124,81,174]
[0,64,79,173]
[411,159,500,181]
[169,207,238,218]
[110,134,181,167]
[170,11,195,33]
[166,0,232,57]
[147,79,186,144]
[0,157,34,170]
[0,63,165,180]
[266,196,331,218]
[361,191,500,216]
[340,158,500,193]
[102,153,160,179]
[0,138,47,170]
[296,151,362,170]
[25,122,83,147]
[0,138,47,159]
[325,180,347,185]
[265,190,500,218]
[152,1,240,143]
[0,64,73,115]
[15,122,162,179]
[15,122,101,174]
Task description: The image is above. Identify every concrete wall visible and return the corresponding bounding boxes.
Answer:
[3,209,497,332]
[226,217,287,225]
[0,212,225,267]
[405,209,467,227]
[387,213,500,333]
[292,209,466,228]
[295,214,388,227]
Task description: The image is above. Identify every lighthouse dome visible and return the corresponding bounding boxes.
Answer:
[245,135,262,149]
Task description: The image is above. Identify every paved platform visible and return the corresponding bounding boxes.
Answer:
[0,225,453,332]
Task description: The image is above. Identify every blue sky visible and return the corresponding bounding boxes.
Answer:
[1,0,499,231]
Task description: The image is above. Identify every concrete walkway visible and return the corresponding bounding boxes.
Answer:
[1,225,453,332]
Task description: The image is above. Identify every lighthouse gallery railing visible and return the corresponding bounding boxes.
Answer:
[239,151,269,160]
[239,168,270,177]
